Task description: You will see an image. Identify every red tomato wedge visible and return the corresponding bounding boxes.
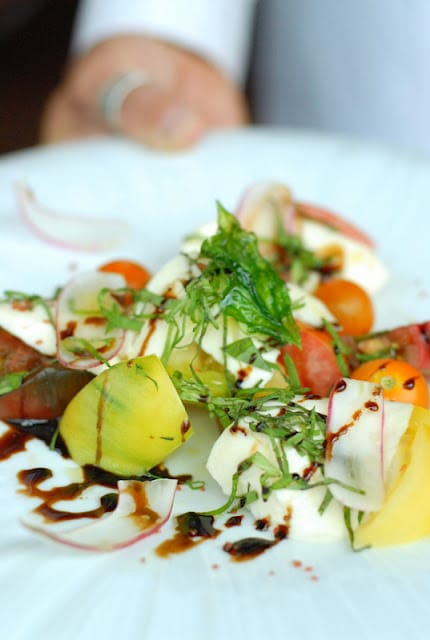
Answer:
[0,327,50,375]
[387,322,430,377]
[354,322,430,379]
[0,328,93,420]
[295,202,374,248]
[0,365,93,420]
[278,327,345,397]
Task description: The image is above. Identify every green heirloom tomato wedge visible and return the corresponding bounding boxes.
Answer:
[59,355,191,476]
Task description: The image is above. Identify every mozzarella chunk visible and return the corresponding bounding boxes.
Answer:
[301,219,388,295]
[201,319,278,388]
[207,417,346,542]
[294,395,329,415]
[0,301,56,355]
[146,253,200,296]
[118,254,197,361]
[181,221,217,258]
[288,282,336,327]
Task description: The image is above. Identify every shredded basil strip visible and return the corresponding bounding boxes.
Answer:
[323,319,351,376]
[0,371,27,396]
[223,338,275,372]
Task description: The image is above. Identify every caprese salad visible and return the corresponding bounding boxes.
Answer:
[1,181,430,553]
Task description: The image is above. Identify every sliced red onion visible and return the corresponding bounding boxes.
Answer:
[325,378,385,512]
[16,183,129,252]
[22,478,177,552]
[56,271,126,369]
[235,182,298,239]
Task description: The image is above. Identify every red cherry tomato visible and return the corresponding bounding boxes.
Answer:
[99,260,151,290]
[279,327,345,397]
[314,278,374,336]
[351,358,429,408]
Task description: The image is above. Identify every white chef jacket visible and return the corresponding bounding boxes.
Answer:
[72,0,257,86]
[73,0,430,156]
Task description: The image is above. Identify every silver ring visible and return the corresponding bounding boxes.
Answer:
[99,70,152,130]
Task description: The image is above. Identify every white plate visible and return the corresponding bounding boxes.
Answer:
[1,128,430,640]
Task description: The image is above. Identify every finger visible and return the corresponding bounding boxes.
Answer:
[40,89,109,144]
[119,83,208,150]
[41,36,248,149]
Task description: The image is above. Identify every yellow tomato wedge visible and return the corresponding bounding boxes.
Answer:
[165,343,230,398]
[355,406,430,547]
[59,355,191,476]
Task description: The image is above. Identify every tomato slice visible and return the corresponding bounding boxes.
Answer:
[0,365,93,420]
[314,278,374,336]
[351,358,429,408]
[278,327,345,397]
[353,322,430,379]
[0,327,50,375]
[99,260,151,290]
[387,322,430,377]
[295,202,374,248]
[0,329,93,420]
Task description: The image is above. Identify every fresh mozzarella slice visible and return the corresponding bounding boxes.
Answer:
[207,418,346,542]
[0,300,56,355]
[294,395,329,415]
[146,254,200,296]
[181,221,217,257]
[124,254,198,360]
[201,319,278,388]
[288,282,336,327]
[301,219,389,295]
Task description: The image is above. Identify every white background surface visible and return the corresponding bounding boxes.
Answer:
[0,129,430,640]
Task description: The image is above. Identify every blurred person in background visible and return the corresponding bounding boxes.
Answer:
[3,0,430,155]
[41,0,253,150]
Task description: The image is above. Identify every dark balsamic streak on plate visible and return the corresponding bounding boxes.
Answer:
[155,512,221,558]
[223,524,289,562]
[1,424,288,563]
[17,466,118,523]
[0,419,62,458]
[0,427,32,460]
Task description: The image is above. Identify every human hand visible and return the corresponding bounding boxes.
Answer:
[41,34,249,150]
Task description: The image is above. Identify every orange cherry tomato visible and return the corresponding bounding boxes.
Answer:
[351,358,429,408]
[99,260,151,290]
[314,278,374,336]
